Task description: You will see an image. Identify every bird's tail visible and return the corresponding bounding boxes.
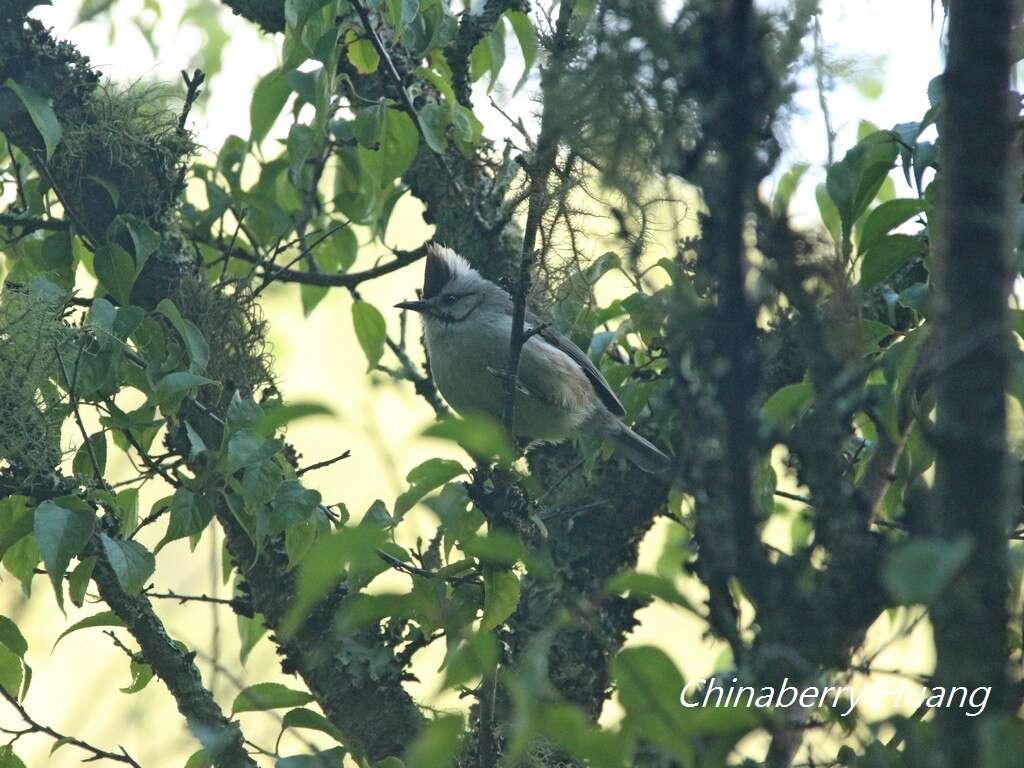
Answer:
[606,421,672,474]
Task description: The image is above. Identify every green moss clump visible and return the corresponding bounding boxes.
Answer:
[172,278,276,410]
[0,280,70,478]
[49,82,196,237]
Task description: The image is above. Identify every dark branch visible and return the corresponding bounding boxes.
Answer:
[228,245,425,288]
[501,0,576,433]
[89,538,257,767]
[0,687,141,767]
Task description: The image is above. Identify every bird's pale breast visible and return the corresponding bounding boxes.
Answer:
[425,314,595,441]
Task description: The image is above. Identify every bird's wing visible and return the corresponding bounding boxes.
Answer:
[525,310,626,418]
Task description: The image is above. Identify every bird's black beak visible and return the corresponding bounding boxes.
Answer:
[395,299,428,313]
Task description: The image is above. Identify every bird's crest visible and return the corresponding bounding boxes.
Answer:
[423,243,475,298]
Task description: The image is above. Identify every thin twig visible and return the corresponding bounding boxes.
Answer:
[774,489,812,505]
[376,549,480,585]
[385,336,448,417]
[54,342,104,482]
[349,0,467,199]
[297,451,351,476]
[0,687,142,767]
[143,588,241,607]
[252,219,353,296]
[501,1,576,434]
[6,144,26,208]
[236,239,422,291]
[178,69,206,131]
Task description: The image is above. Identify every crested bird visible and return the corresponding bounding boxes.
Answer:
[395,244,671,473]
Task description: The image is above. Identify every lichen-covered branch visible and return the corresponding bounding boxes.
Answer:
[90,540,256,768]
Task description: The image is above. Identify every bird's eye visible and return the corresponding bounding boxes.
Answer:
[443,293,458,304]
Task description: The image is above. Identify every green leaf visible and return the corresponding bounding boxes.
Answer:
[815,183,842,245]
[395,459,466,520]
[227,429,282,472]
[156,489,215,552]
[859,234,923,290]
[882,536,973,604]
[0,745,27,768]
[225,393,264,434]
[470,19,506,92]
[403,714,462,768]
[772,162,809,217]
[606,571,699,615]
[462,532,528,567]
[352,103,386,148]
[154,371,217,412]
[99,533,155,595]
[237,613,267,665]
[345,28,380,74]
[34,498,95,610]
[381,108,419,181]
[506,11,538,93]
[232,682,314,714]
[0,644,22,698]
[442,630,498,688]
[68,556,96,607]
[72,432,107,478]
[3,79,61,160]
[281,524,388,636]
[416,68,457,113]
[255,401,334,435]
[859,198,926,254]
[281,707,345,743]
[276,748,347,768]
[418,103,449,153]
[613,646,693,762]
[537,704,631,768]
[250,68,292,144]
[351,300,386,370]
[116,488,140,538]
[0,496,32,563]
[761,382,813,430]
[980,716,1024,768]
[88,175,121,209]
[156,299,210,373]
[93,243,136,305]
[243,459,285,506]
[53,610,125,650]
[481,568,519,630]
[621,292,667,343]
[183,749,212,768]
[422,414,514,463]
[120,657,154,694]
[2,527,39,598]
[826,133,899,242]
[274,481,321,523]
[119,215,161,270]
[0,617,27,658]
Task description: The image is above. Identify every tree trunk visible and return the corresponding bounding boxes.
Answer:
[932,1,1019,764]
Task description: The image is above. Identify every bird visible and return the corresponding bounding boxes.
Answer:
[395,243,671,473]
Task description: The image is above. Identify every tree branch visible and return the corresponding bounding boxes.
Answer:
[501,0,575,433]
[931,0,1018,761]
[89,537,257,767]
[227,244,425,288]
[0,687,141,767]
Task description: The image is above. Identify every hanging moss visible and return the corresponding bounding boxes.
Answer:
[47,82,196,237]
[172,277,277,410]
[0,280,70,478]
